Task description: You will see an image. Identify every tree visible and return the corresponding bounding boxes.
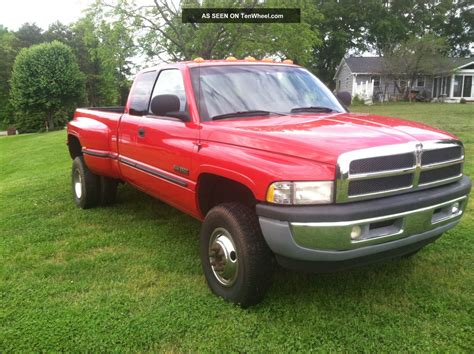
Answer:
[10,41,85,132]
[95,0,320,66]
[14,23,44,48]
[87,14,136,105]
[0,25,18,128]
[44,21,74,44]
[382,34,451,100]
[308,0,369,87]
[365,0,474,55]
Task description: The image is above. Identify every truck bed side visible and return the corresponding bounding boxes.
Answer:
[67,108,123,179]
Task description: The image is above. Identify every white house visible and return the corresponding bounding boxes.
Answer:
[334,56,474,103]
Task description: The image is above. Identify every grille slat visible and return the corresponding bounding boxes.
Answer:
[419,164,462,185]
[348,174,413,196]
[349,153,415,174]
[421,146,462,166]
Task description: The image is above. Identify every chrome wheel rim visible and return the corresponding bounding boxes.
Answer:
[73,170,82,199]
[209,227,239,287]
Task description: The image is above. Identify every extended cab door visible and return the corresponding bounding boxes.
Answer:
[117,69,157,186]
[119,68,199,216]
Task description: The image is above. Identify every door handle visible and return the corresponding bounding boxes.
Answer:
[138,127,145,138]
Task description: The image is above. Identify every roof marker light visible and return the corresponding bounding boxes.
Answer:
[283,59,293,64]
[261,58,274,62]
[244,56,256,61]
[193,57,205,63]
[226,56,237,61]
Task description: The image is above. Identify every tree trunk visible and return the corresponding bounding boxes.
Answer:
[47,110,54,131]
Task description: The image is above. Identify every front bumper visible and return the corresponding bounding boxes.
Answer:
[257,176,471,272]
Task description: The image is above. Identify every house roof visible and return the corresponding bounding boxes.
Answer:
[339,56,474,75]
[448,57,474,69]
[345,57,383,74]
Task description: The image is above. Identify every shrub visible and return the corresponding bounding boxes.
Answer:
[352,95,366,105]
[10,41,85,132]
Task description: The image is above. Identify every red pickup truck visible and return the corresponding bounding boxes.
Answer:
[67,59,471,307]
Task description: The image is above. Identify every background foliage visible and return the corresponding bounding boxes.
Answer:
[0,0,472,130]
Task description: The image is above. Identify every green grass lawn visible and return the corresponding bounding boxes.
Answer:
[1,103,473,352]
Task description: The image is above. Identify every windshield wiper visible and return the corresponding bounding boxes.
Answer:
[211,110,284,121]
[290,106,336,113]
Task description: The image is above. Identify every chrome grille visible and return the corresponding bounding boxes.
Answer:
[421,146,462,166]
[419,164,462,185]
[336,140,464,203]
[348,174,414,196]
[349,153,415,174]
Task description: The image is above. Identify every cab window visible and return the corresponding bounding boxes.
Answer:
[128,71,157,114]
[149,69,187,114]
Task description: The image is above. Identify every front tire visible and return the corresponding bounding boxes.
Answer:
[71,156,100,209]
[200,203,274,307]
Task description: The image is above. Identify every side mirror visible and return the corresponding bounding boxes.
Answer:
[150,94,190,122]
[336,91,352,108]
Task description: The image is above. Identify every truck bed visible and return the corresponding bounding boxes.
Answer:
[84,106,125,114]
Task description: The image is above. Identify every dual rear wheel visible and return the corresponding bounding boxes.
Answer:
[71,156,118,208]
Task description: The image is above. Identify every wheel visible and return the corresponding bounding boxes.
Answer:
[71,156,100,209]
[200,202,274,307]
[99,176,119,205]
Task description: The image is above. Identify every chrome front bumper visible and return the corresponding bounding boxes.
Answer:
[256,177,471,271]
[289,196,467,251]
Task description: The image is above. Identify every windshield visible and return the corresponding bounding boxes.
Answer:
[190,65,345,121]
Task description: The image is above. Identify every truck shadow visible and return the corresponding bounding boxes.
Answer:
[109,183,428,308]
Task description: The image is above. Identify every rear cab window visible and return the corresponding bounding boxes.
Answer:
[128,71,157,114]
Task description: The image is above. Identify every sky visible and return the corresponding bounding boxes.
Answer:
[0,0,95,31]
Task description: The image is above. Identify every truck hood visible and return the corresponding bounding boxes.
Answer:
[200,112,457,165]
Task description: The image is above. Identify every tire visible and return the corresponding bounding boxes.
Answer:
[71,156,100,209]
[99,176,119,205]
[200,202,274,308]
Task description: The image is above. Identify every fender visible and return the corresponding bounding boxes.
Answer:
[67,114,121,178]
[68,116,112,152]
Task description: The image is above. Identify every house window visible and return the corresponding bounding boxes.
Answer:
[371,76,380,87]
[463,76,472,97]
[416,77,425,87]
[453,76,463,97]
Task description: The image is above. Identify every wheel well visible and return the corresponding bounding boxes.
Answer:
[68,135,82,159]
[197,174,257,216]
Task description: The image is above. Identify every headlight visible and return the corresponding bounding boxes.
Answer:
[266,181,334,205]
